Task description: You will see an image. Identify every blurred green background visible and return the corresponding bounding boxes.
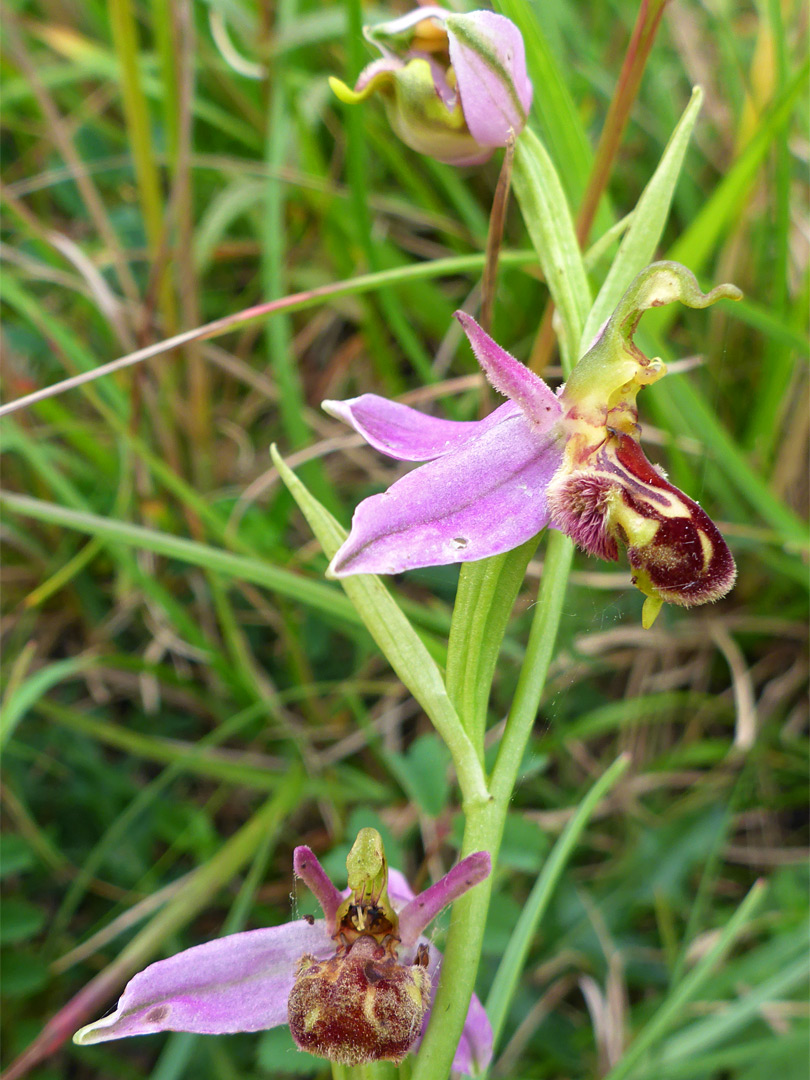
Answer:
[1,0,807,1077]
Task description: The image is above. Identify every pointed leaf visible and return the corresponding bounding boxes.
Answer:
[512,128,591,372]
[582,86,704,347]
[270,446,489,807]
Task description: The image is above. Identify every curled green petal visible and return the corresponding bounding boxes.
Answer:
[384,58,489,165]
[563,260,742,423]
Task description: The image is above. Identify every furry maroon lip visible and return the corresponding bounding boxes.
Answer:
[548,431,736,607]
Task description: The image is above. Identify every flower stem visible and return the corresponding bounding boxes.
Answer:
[411,532,574,1080]
[480,137,515,335]
[333,1063,400,1080]
[445,536,540,753]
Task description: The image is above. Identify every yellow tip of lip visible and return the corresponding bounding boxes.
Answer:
[642,595,663,629]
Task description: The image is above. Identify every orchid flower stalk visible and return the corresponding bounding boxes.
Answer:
[64,8,747,1079]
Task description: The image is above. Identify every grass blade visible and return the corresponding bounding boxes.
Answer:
[603,879,768,1080]
[512,129,591,371]
[582,87,704,346]
[270,446,489,807]
[485,753,631,1057]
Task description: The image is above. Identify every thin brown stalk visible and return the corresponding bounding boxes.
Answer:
[529,0,670,373]
[577,0,670,248]
[480,136,516,335]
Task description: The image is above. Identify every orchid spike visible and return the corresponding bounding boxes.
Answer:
[74,832,492,1074]
[325,262,740,626]
[330,7,532,165]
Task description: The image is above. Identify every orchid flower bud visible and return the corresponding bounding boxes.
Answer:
[330,7,533,165]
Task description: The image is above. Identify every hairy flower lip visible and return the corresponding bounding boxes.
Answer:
[610,432,737,607]
[288,934,432,1066]
[547,429,737,608]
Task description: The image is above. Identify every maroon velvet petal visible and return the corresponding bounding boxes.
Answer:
[73,921,333,1045]
[329,409,563,576]
[323,394,520,462]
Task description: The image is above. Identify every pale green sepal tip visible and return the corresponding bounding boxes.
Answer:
[73,1020,106,1046]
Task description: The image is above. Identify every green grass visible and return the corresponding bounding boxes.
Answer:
[1,1,807,1078]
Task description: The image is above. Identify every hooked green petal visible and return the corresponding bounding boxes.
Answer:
[563,261,742,421]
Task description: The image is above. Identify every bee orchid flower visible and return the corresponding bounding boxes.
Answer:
[326,262,741,627]
[330,6,532,165]
[74,830,492,1074]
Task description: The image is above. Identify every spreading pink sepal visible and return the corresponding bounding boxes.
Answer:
[323,394,519,462]
[293,845,343,924]
[328,407,562,576]
[455,312,562,425]
[73,921,334,1045]
[399,852,491,946]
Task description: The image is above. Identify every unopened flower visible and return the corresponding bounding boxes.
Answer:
[325,262,740,627]
[74,829,492,1074]
[330,6,532,165]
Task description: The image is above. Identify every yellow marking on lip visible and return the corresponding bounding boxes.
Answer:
[698,529,713,570]
[303,1006,321,1033]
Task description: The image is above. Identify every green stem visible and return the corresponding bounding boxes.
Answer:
[484,753,631,1056]
[489,532,574,802]
[446,536,539,752]
[411,532,574,1080]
